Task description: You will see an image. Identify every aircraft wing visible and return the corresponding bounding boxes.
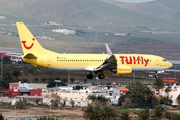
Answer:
[165,69,180,72]
[94,43,117,72]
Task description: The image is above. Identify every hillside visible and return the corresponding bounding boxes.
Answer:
[0,0,180,32]
[104,0,180,21]
[0,0,180,60]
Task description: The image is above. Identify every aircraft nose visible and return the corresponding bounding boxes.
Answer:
[168,61,173,68]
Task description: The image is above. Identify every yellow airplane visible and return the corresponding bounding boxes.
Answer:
[16,22,172,79]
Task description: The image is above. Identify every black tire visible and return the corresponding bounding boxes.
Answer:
[155,75,158,78]
[98,74,105,79]
[87,74,93,79]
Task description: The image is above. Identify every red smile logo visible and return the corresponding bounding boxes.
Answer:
[22,38,35,49]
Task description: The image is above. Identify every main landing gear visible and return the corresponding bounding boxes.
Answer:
[87,73,93,79]
[86,72,105,79]
[98,74,105,79]
[155,71,159,78]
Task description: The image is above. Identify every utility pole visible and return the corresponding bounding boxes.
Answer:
[68,71,70,85]
[133,71,135,83]
[1,55,3,80]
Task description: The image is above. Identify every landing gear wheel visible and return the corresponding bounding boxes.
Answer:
[155,72,158,78]
[87,74,93,79]
[155,74,158,78]
[98,74,105,79]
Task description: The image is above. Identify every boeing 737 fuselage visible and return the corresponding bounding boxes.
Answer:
[16,22,172,79]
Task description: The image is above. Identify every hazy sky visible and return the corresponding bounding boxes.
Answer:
[115,0,155,3]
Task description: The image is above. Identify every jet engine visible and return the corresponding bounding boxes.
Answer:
[116,65,132,75]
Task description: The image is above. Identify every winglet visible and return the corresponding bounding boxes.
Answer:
[105,43,112,56]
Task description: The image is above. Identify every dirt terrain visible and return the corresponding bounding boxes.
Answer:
[1,107,83,120]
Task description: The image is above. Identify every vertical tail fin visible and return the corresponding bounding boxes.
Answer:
[16,22,45,56]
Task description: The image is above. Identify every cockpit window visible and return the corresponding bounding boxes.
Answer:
[163,59,167,62]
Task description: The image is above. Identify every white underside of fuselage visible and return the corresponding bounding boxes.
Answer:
[48,66,170,71]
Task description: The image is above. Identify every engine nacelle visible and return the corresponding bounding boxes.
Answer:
[116,65,132,75]
[157,70,165,74]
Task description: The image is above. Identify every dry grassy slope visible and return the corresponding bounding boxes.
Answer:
[1,32,180,60]
[0,0,131,26]
[0,0,180,60]
[0,33,107,54]
[0,34,20,48]
[103,0,180,21]
[0,0,179,31]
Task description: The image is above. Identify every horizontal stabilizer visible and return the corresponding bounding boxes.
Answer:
[23,53,37,59]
